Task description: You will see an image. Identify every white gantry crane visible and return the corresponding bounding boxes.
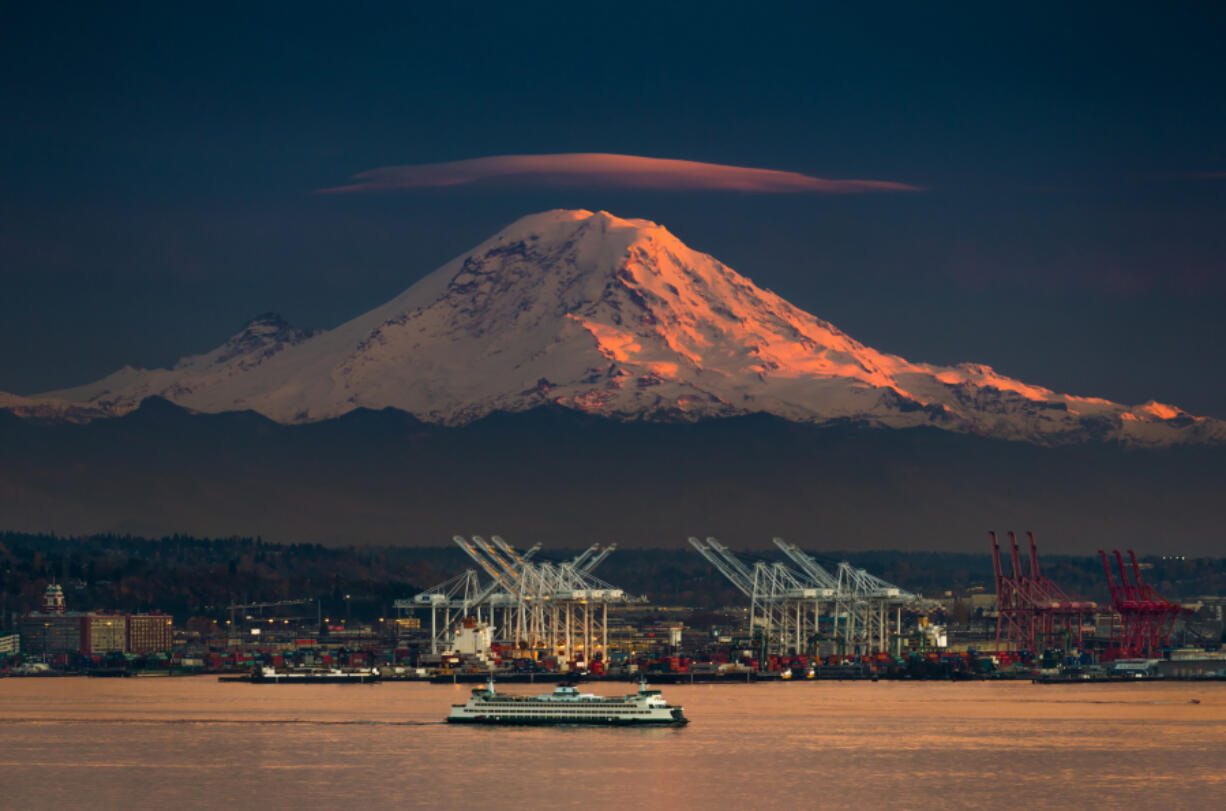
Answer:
[832,560,914,656]
[689,536,915,658]
[688,536,832,657]
[398,536,640,659]
[773,537,915,655]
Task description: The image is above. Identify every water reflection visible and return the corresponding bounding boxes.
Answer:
[1,678,1222,808]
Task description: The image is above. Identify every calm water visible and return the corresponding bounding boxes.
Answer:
[2,677,1224,808]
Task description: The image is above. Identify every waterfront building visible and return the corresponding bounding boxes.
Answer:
[19,613,124,654]
[18,614,83,654]
[83,614,126,654]
[128,613,174,654]
[18,611,174,655]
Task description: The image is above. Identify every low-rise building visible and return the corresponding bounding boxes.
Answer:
[19,612,158,655]
[83,614,126,654]
[18,614,83,654]
[128,613,174,654]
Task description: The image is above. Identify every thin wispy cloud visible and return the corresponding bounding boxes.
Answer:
[317,153,920,195]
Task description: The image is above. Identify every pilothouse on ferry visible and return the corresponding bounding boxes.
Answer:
[446,678,688,726]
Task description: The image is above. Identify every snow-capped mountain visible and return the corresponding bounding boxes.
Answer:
[4,209,1223,446]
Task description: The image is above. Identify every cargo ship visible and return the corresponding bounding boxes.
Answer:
[446,678,687,725]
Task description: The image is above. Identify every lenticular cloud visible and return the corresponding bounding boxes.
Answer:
[317,153,919,194]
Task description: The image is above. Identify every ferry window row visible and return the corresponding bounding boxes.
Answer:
[478,710,652,714]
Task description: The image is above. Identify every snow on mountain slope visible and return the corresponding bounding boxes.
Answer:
[6,209,1224,446]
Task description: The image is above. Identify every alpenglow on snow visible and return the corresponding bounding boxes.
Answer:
[2,209,1222,447]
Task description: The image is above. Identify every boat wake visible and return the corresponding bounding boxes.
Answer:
[0,718,445,726]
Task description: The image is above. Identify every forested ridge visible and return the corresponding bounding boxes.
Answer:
[3,532,1224,627]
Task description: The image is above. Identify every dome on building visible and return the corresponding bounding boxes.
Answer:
[41,583,67,614]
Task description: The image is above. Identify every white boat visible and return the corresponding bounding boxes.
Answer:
[251,666,381,684]
[446,678,688,726]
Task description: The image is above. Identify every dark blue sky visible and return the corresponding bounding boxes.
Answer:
[2,3,1224,414]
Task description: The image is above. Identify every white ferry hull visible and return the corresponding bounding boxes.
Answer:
[446,680,688,726]
[446,712,686,726]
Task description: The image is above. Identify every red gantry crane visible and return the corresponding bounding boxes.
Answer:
[991,531,1096,658]
[1098,549,1182,660]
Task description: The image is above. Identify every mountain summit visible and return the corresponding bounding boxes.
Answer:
[4,209,1222,446]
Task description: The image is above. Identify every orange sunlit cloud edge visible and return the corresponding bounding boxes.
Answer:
[316,153,922,194]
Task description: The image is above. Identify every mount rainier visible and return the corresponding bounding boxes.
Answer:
[4,209,1221,447]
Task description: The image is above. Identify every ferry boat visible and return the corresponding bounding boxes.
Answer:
[446,678,688,726]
